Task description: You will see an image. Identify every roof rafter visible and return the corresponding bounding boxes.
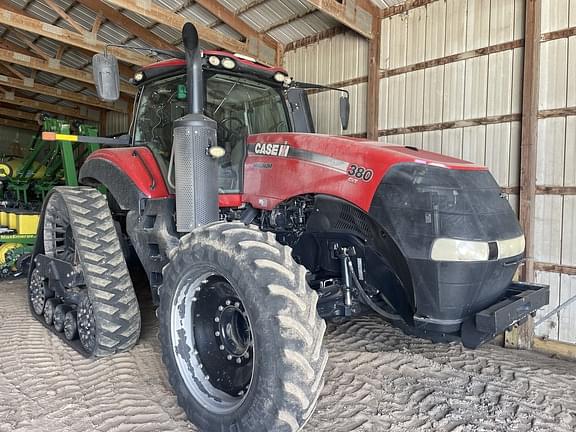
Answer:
[306,0,376,39]
[194,0,278,64]
[75,0,177,52]
[102,0,275,64]
[0,73,127,112]
[0,46,136,96]
[0,116,37,131]
[0,90,99,121]
[0,7,151,66]
[43,0,86,34]
[0,105,38,121]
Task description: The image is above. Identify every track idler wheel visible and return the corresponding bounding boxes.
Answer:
[29,268,51,316]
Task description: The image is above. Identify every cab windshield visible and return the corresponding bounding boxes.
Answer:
[134,73,290,193]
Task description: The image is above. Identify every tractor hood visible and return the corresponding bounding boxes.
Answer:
[244,132,487,212]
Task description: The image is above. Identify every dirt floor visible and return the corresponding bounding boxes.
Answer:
[1,279,576,432]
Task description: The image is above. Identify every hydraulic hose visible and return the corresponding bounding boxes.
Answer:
[346,259,401,321]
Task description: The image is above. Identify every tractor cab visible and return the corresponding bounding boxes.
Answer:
[131,58,293,194]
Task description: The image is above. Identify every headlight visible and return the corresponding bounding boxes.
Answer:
[221,57,236,70]
[497,235,525,259]
[274,72,286,82]
[431,235,525,262]
[208,55,220,66]
[133,71,144,82]
[431,238,489,262]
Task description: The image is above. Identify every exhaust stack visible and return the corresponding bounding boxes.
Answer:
[173,23,219,232]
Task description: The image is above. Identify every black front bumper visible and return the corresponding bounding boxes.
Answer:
[461,281,549,348]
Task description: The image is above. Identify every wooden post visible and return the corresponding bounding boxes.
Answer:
[506,0,541,350]
[366,16,381,140]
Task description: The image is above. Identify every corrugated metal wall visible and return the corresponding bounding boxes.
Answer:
[533,0,576,343]
[284,32,369,136]
[285,0,576,345]
[104,111,131,136]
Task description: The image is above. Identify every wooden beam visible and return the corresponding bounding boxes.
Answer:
[0,8,151,66]
[366,15,381,140]
[0,47,136,96]
[91,12,104,35]
[0,74,127,112]
[195,0,278,64]
[0,116,37,131]
[519,0,541,284]
[0,62,26,80]
[43,0,86,34]
[102,0,273,63]
[307,0,374,39]
[381,0,439,18]
[76,0,176,52]
[284,26,347,52]
[507,0,542,352]
[0,91,99,121]
[533,337,576,360]
[0,106,37,121]
[0,37,38,58]
[535,262,576,276]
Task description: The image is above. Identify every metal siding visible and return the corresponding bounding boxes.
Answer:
[387,74,406,129]
[464,56,489,119]
[466,0,490,50]
[423,65,444,124]
[566,116,576,186]
[425,0,446,60]
[421,130,442,153]
[489,0,515,44]
[406,6,426,65]
[389,14,407,69]
[379,78,389,130]
[537,117,566,186]
[568,36,576,107]
[508,121,521,187]
[539,40,569,110]
[441,128,463,159]
[485,123,511,186]
[487,51,514,116]
[562,196,576,267]
[534,195,564,264]
[405,70,424,127]
[442,61,465,122]
[559,275,576,343]
[534,271,560,340]
[445,0,467,56]
[541,0,570,33]
[462,125,487,166]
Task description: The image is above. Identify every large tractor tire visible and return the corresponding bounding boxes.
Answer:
[159,222,328,432]
[29,187,141,357]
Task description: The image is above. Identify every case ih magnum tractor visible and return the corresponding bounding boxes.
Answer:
[28,24,548,431]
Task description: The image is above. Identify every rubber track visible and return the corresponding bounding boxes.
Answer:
[52,187,141,357]
[160,222,328,432]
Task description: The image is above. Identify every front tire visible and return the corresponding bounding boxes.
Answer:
[159,222,328,432]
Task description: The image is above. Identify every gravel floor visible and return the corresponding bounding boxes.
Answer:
[1,278,575,432]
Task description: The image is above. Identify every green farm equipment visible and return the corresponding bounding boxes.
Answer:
[0,117,99,277]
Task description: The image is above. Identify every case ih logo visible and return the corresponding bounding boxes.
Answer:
[254,143,290,157]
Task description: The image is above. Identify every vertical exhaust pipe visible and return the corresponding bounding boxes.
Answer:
[173,23,219,232]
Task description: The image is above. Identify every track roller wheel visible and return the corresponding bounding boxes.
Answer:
[64,311,78,341]
[54,304,72,333]
[43,298,60,325]
[35,186,141,357]
[159,222,328,432]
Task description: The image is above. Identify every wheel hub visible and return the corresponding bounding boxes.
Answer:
[216,300,252,363]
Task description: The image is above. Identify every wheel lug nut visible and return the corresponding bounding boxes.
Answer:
[227,354,233,361]
[192,297,197,302]
[226,300,231,306]
[215,331,220,336]
[244,352,250,359]
[234,302,240,308]
[218,306,224,311]
[236,358,242,364]
[219,345,225,350]
[214,317,220,322]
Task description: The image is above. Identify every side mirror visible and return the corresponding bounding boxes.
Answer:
[92,53,120,102]
[339,95,350,130]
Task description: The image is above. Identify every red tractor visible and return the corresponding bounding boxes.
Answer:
[28,24,548,431]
